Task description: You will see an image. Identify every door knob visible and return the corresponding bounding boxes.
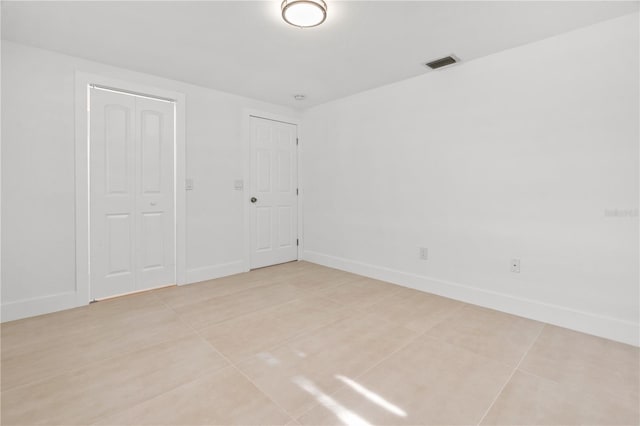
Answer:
[250,197,257,203]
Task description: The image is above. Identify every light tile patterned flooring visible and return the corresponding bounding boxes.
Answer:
[2,261,638,425]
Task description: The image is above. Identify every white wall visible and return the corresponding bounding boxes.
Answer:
[1,41,296,320]
[301,13,639,345]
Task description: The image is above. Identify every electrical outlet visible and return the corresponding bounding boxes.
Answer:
[419,247,428,260]
[511,258,521,273]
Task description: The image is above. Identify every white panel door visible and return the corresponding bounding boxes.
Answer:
[135,97,175,290]
[90,90,136,299]
[250,117,298,269]
[90,88,175,300]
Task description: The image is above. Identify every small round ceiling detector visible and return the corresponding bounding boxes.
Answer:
[281,0,327,28]
[294,94,306,101]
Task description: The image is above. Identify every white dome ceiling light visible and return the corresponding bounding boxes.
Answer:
[281,0,327,28]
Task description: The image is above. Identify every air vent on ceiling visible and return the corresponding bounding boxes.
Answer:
[425,55,459,70]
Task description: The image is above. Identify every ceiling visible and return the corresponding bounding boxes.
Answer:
[2,1,638,109]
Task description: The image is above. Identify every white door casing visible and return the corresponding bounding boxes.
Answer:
[249,117,298,269]
[90,88,175,300]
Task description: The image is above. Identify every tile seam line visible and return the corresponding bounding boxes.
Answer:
[186,290,352,337]
[229,308,420,419]
[3,337,225,424]
[0,298,188,393]
[516,364,640,413]
[292,301,471,421]
[182,294,314,332]
[217,295,409,368]
[170,277,366,366]
[225,308,358,367]
[291,318,431,422]
[156,295,300,424]
[475,323,547,425]
[160,278,281,308]
[177,276,353,331]
[167,272,317,308]
[162,280,407,422]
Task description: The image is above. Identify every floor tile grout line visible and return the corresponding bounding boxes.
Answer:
[158,271,403,424]
[475,323,547,426]
[160,270,309,305]
[515,365,568,384]
[164,279,373,366]
[290,297,472,422]
[88,357,230,424]
[516,363,640,411]
[220,307,359,367]
[156,278,280,309]
[192,304,382,421]
[171,276,356,332]
[289,320,432,422]
[345,300,465,368]
[221,300,416,372]
[2,293,172,354]
[156,296,301,424]
[180,291,319,332]
[218,298,419,380]
[170,282,300,315]
[1,296,193,394]
[3,297,231,424]
[162,266,440,340]
[194,295,304,327]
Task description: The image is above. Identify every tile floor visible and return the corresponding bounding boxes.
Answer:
[1,261,638,425]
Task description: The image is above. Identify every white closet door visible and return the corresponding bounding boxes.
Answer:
[135,97,175,290]
[90,89,137,299]
[90,88,175,300]
[250,116,298,269]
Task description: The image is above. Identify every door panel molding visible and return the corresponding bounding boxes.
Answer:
[75,72,186,306]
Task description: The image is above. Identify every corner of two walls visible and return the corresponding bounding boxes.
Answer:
[299,13,640,346]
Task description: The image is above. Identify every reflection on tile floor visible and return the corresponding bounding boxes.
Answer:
[2,261,638,425]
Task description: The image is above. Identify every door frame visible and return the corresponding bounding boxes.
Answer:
[75,72,187,304]
[242,110,302,272]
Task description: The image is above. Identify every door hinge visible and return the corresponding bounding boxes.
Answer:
[296,138,299,146]
[297,238,299,246]
[296,188,299,195]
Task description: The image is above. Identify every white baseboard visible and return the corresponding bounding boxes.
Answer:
[1,291,81,322]
[2,261,246,322]
[185,261,245,284]
[302,250,640,347]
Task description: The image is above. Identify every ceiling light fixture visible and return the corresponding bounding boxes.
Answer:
[281,0,327,28]
[294,94,306,100]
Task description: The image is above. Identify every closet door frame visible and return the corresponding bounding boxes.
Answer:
[75,72,187,306]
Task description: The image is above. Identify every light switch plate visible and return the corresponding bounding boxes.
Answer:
[186,178,194,191]
[419,247,428,260]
